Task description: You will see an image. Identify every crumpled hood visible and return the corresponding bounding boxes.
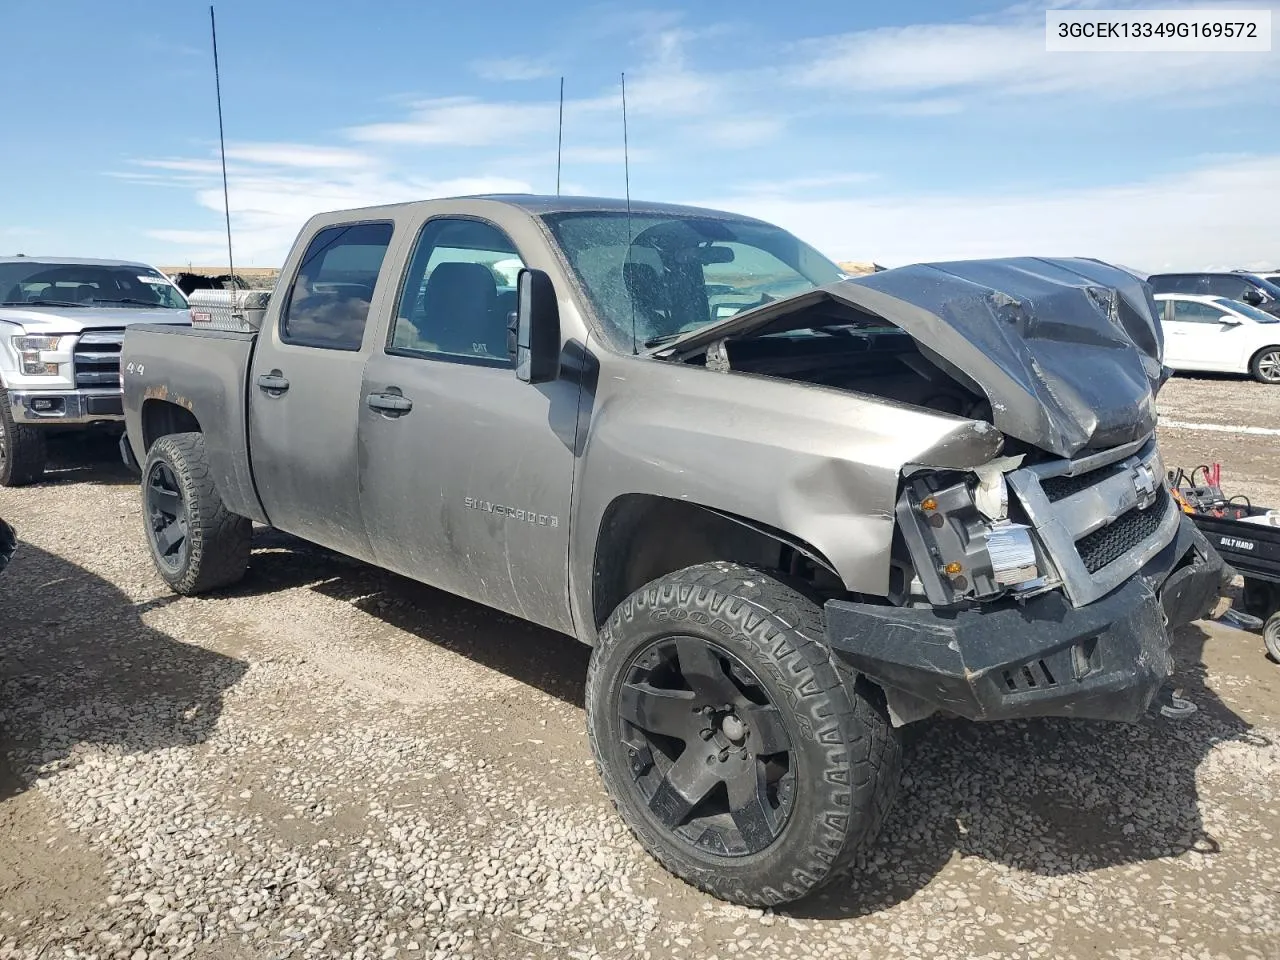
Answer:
[663,257,1165,459]
[0,305,190,333]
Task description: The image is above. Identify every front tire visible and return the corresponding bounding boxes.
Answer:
[586,562,902,906]
[1249,347,1280,384]
[142,432,251,595]
[0,389,48,487]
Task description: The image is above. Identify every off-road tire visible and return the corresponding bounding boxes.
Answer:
[586,561,902,906]
[1248,347,1280,384]
[142,432,251,595]
[1264,612,1280,664]
[0,388,47,487]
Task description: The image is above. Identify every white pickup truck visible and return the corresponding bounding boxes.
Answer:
[0,256,190,485]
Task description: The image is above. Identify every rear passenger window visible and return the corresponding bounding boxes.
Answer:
[390,218,524,367]
[281,221,393,350]
[1153,275,1203,295]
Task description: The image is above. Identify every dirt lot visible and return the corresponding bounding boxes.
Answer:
[2,374,1279,960]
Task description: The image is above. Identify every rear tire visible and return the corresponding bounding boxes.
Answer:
[142,432,251,595]
[1248,347,1280,384]
[586,561,902,906]
[0,389,48,487]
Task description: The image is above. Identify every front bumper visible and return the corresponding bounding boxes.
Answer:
[826,515,1224,724]
[7,389,124,424]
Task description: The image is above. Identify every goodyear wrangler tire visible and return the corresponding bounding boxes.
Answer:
[586,561,902,906]
[142,432,251,595]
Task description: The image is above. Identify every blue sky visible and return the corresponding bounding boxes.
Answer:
[1,0,1277,272]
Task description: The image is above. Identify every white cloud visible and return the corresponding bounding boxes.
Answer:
[347,97,562,146]
[223,143,374,169]
[693,154,1280,273]
[793,3,1280,105]
[472,56,556,82]
[142,166,533,265]
[734,172,878,194]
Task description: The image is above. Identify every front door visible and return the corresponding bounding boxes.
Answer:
[358,217,580,634]
[248,220,397,561]
[1166,298,1245,372]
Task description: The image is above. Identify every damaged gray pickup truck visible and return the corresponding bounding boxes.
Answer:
[120,195,1224,906]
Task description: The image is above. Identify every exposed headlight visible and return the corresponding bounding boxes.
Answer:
[11,335,62,376]
[985,520,1039,587]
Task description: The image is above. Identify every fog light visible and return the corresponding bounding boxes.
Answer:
[29,396,64,414]
[986,521,1039,586]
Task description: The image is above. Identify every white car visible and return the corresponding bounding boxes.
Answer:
[1154,293,1280,384]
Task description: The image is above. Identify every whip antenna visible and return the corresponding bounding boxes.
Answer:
[210,5,235,286]
[622,72,637,354]
[556,76,564,196]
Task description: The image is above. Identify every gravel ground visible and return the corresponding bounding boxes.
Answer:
[2,388,1280,960]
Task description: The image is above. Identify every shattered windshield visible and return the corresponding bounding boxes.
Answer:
[0,262,187,309]
[542,212,842,349]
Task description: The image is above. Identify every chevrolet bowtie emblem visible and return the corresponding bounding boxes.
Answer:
[1132,462,1158,510]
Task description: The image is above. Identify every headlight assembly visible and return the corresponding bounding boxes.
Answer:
[11,335,62,376]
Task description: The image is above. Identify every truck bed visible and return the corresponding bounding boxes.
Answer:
[121,324,265,523]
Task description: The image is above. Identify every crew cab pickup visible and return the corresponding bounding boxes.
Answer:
[120,195,1224,906]
[0,257,189,485]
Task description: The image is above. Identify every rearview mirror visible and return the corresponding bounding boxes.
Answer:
[510,268,560,384]
[1218,314,1243,325]
[1241,288,1264,306]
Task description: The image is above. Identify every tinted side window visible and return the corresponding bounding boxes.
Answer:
[281,221,394,350]
[390,218,523,367]
[1205,275,1250,300]
[1150,275,1199,295]
[1171,300,1228,323]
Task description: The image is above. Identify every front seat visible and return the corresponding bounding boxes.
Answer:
[420,262,502,358]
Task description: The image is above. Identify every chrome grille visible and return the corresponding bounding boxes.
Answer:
[73,329,125,388]
[1006,436,1180,607]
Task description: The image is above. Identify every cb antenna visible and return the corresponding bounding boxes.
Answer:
[622,72,637,354]
[210,5,235,287]
[556,76,564,196]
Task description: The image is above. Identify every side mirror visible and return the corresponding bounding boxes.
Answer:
[1217,314,1243,325]
[1241,288,1264,306]
[511,268,560,384]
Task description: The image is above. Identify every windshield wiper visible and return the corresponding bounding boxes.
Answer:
[90,298,166,308]
[0,299,88,307]
[642,333,685,348]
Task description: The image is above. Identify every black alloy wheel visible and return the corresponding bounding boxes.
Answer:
[618,634,796,857]
[146,459,190,571]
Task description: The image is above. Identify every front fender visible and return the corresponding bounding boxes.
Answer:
[568,352,1003,637]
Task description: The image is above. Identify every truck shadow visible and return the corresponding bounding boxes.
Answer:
[40,432,136,488]
[226,530,1255,918]
[0,542,247,804]
[789,622,1258,920]
[230,528,591,708]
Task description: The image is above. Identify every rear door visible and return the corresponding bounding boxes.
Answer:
[357,216,579,633]
[247,219,397,560]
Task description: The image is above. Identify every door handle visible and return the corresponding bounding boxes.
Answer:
[257,372,290,394]
[367,392,413,416]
